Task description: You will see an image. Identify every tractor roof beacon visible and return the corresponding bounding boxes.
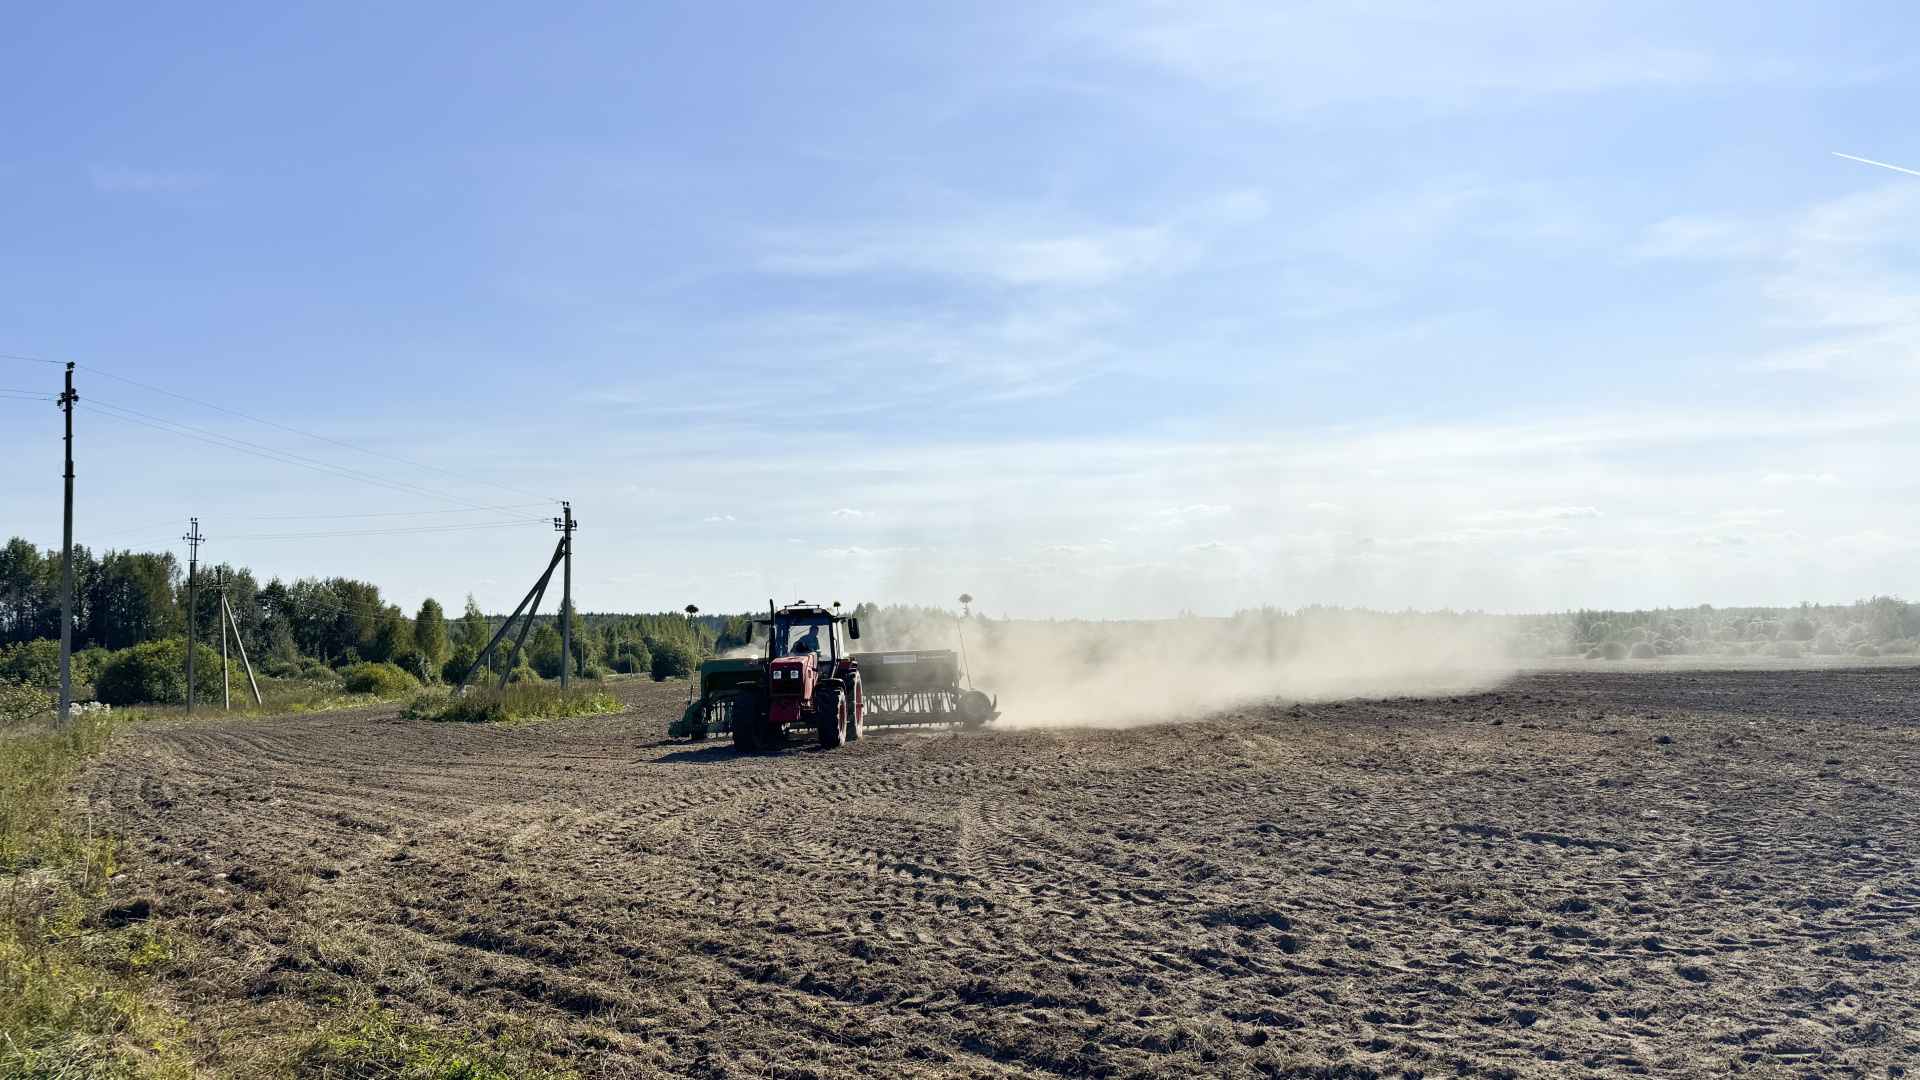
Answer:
[668,601,1000,749]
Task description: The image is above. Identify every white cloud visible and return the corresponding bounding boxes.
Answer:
[1079,0,1761,121]
[701,514,736,522]
[1406,525,1575,545]
[830,508,874,518]
[1764,473,1837,484]
[1157,504,1231,517]
[1831,530,1916,557]
[1461,506,1601,522]
[1038,540,1116,554]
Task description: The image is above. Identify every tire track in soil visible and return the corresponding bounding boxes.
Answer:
[81,668,1920,1078]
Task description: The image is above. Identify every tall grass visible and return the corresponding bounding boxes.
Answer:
[283,1005,574,1080]
[1,710,191,1078]
[401,680,620,723]
[108,676,400,724]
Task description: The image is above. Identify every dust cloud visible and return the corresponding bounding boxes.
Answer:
[853,605,1515,728]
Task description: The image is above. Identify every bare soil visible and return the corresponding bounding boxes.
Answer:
[84,667,1920,1078]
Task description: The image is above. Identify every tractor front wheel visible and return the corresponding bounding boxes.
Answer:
[817,687,846,749]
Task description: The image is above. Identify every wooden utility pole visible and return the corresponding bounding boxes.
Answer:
[184,519,203,714]
[56,363,76,727]
[555,503,576,691]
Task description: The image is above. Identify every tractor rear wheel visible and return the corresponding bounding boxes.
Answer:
[817,687,845,749]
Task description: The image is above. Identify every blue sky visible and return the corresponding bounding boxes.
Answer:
[4,0,1920,617]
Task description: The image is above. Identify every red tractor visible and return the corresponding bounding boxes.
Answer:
[732,602,867,752]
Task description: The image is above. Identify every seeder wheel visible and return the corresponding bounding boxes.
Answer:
[958,690,996,730]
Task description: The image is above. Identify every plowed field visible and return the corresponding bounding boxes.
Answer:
[84,667,1920,1078]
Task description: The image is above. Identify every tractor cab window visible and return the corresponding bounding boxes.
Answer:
[779,620,836,660]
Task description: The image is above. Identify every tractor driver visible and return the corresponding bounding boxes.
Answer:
[793,625,822,656]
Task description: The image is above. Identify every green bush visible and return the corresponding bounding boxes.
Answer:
[650,640,698,681]
[0,680,51,724]
[526,624,564,679]
[441,643,480,685]
[1597,641,1626,661]
[340,662,421,699]
[390,648,436,685]
[1628,642,1657,659]
[94,638,229,706]
[612,640,651,675]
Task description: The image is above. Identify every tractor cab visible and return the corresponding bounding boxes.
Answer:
[772,608,845,662]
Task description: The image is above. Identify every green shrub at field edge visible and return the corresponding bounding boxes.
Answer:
[401,680,618,724]
[94,638,232,706]
[0,679,52,724]
[340,661,421,699]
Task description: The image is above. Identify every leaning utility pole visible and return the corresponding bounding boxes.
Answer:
[221,589,263,706]
[555,502,576,691]
[56,363,76,727]
[216,568,230,711]
[184,519,203,714]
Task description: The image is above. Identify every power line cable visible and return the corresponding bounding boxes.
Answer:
[78,519,190,543]
[205,503,550,522]
[68,360,557,502]
[80,401,548,518]
[85,396,540,515]
[4,350,554,503]
[219,520,545,540]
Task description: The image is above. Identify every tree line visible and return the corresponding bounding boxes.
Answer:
[0,536,744,706]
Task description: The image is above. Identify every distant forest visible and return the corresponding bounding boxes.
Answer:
[0,536,753,706]
[5,535,1919,708]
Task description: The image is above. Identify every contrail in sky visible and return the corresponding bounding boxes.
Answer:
[1834,152,1920,177]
